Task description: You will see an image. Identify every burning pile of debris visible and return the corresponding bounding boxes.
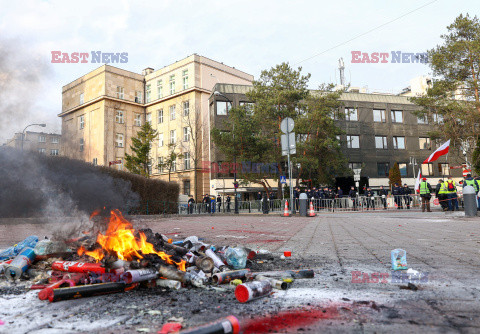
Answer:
[0,209,314,306]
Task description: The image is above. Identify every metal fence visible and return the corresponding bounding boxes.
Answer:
[177,194,464,215]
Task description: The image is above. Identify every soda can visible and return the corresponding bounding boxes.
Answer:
[195,256,214,272]
[156,279,182,290]
[235,280,273,303]
[122,268,158,284]
[5,247,36,281]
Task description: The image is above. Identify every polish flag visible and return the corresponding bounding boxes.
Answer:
[414,172,422,193]
[423,139,450,164]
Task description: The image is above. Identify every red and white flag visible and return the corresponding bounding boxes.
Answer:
[423,139,450,164]
[414,172,422,193]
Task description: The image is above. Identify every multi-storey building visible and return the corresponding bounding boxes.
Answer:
[59,55,253,200]
[209,83,464,199]
[3,131,62,156]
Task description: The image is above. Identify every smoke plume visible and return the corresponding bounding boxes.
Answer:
[0,148,140,218]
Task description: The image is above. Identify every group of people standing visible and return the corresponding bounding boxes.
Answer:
[187,194,232,214]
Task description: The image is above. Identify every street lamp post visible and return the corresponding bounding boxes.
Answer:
[21,123,47,151]
[214,91,239,214]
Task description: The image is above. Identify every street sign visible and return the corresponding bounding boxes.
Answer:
[353,168,362,175]
[280,175,287,184]
[281,132,296,156]
[354,175,360,181]
[280,117,294,134]
[463,169,471,177]
[109,160,122,166]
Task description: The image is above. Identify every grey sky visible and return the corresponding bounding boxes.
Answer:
[0,0,477,143]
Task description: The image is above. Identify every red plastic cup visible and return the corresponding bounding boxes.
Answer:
[284,251,291,257]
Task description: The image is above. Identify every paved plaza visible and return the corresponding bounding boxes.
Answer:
[0,211,479,333]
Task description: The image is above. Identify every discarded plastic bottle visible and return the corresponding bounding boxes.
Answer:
[225,247,247,270]
[33,239,54,256]
[156,279,182,290]
[235,280,273,303]
[0,236,38,260]
[180,315,240,334]
[391,249,408,270]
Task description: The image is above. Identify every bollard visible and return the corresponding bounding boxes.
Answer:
[463,185,478,217]
[299,193,308,217]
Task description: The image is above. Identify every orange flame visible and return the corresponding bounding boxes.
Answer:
[78,209,186,271]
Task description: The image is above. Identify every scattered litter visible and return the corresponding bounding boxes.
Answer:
[158,322,182,334]
[399,283,418,291]
[391,249,408,270]
[178,316,239,334]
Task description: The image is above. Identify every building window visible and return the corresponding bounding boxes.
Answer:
[171,158,176,172]
[417,115,428,124]
[183,127,190,142]
[182,70,188,90]
[373,109,386,122]
[146,85,151,103]
[348,162,362,170]
[433,113,444,124]
[345,107,358,121]
[134,114,142,127]
[51,137,59,144]
[158,133,164,147]
[38,148,46,154]
[93,158,98,166]
[216,101,230,115]
[158,109,164,123]
[50,149,59,156]
[377,162,389,177]
[346,135,360,149]
[169,75,175,94]
[158,156,164,172]
[419,137,431,150]
[183,101,189,116]
[438,163,450,175]
[135,91,143,103]
[79,138,84,152]
[398,163,408,177]
[39,135,46,143]
[421,163,434,176]
[170,130,176,144]
[79,115,85,129]
[116,86,124,99]
[146,113,151,124]
[375,136,387,149]
[115,133,124,148]
[157,80,163,98]
[393,136,405,149]
[391,110,403,123]
[79,93,84,104]
[170,105,176,120]
[183,180,191,196]
[184,152,191,169]
[240,102,254,114]
[115,110,124,124]
[147,159,152,175]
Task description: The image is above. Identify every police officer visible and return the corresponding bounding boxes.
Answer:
[366,187,375,210]
[475,176,480,210]
[392,183,404,209]
[378,185,388,210]
[349,186,358,211]
[336,186,343,208]
[436,179,448,211]
[403,184,412,209]
[188,195,195,214]
[444,176,458,211]
[216,194,222,212]
[419,177,433,212]
[226,195,231,212]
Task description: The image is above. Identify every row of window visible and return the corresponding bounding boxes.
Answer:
[156,101,190,124]
[157,152,192,172]
[37,135,59,144]
[343,135,432,150]
[112,69,189,104]
[38,148,59,155]
[215,101,253,116]
[349,162,450,177]
[336,108,443,124]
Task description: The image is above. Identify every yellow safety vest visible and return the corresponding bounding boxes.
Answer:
[438,182,448,195]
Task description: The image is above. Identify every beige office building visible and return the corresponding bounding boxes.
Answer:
[4,131,62,156]
[59,54,253,200]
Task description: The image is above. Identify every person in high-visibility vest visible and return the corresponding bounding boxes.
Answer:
[419,177,433,212]
[436,179,448,211]
[444,176,458,211]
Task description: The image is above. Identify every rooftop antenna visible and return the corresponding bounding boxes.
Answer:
[338,58,345,86]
